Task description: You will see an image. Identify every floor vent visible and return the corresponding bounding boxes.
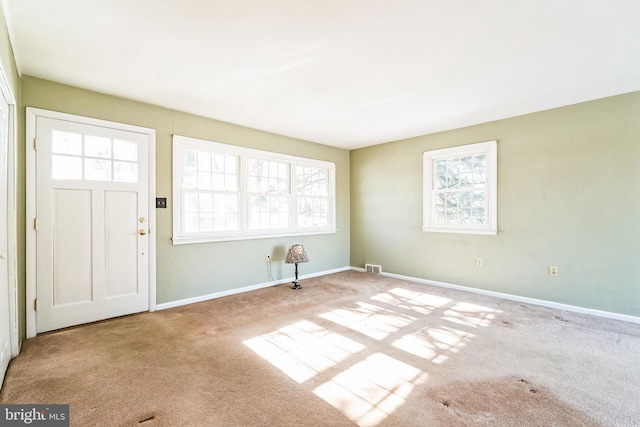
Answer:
[365,264,382,275]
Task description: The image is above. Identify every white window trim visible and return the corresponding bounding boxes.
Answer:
[423,140,497,235]
[172,135,337,245]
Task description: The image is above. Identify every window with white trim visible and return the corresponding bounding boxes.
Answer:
[423,140,497,235]
[173,135,336,244]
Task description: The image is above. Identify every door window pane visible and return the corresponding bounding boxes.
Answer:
[114,161,137,183]
[85,158,112,181]
[51,132,139,183]
[52,131,82,155]
[114,140,137,161]
[85,135,112,158]
[52,155,82,180]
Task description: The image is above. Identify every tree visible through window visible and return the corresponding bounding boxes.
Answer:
[423,141,497,235]
[247,158,289,230]
[172,135,336,244]
[296,166,329,227]
[182,149,239,233]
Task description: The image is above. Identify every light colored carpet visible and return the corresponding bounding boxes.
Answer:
[1,271,639,426]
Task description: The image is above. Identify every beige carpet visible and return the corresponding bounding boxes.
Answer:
[1,271,639,426]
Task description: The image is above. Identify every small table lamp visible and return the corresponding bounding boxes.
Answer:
[285,244,309,290]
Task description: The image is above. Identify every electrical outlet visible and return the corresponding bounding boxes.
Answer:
[476,258,483,268]
[549,266,558,277]
[265,254,271,263]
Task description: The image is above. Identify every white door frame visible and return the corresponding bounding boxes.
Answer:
[26,108,157,338]
[0,63,18,357]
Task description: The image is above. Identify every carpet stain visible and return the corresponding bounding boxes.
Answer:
[138,415,155,424]
[428,376,600,426]
[124,410,177,427]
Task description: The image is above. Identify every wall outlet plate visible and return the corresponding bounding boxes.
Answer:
[549,266,558,276]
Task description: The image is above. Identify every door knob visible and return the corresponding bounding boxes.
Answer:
[139,229,147,236]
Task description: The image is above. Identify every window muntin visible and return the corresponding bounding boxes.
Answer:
[423,141,497,235]
[173,135,336,244]
[433,154,486,225]
[296,166,329,227]
[51,130,139,183]
[248,158,290,230]
[182,149,239,234]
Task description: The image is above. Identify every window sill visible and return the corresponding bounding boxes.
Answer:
[422,226,497,236]
[172,228,338,245]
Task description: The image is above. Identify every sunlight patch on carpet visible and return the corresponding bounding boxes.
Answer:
[441,302,497,328]
[313,353,428,427]
[243,320,365,383]
[393,325,475,364]
[318,302,417,340]
[244,288,501,426]
[370,288,452,315]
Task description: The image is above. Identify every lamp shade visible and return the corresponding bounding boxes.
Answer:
[285,244,309,264]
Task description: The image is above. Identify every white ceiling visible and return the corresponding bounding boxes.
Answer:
[4,0,640,149]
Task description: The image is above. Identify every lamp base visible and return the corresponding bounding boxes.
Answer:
[291,281,302,290]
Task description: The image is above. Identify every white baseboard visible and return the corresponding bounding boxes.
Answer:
[155,266,351,311]
[156,266,640,324]
[351,267,640,324]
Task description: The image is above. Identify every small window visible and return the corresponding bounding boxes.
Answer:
[423,140,497,235]
[51,130,139,183]
[173,135,336,244]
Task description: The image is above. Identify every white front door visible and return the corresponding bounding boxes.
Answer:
[35,115,151,333]
[0,84,10,384]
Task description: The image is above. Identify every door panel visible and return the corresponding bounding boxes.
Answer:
[53,189,93,306]
[36,116,149,333]
[105,190,139,297]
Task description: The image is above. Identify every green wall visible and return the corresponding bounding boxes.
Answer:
[20,76,351,307]
[351,91,640,316]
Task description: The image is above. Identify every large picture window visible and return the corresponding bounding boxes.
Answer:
[173,135,336,244]
[423,140,497,235]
